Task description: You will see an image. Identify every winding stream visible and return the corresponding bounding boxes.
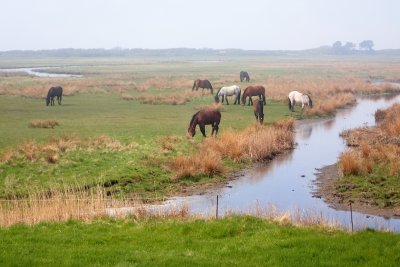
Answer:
[0,67,82,77]
[156,94,400,231]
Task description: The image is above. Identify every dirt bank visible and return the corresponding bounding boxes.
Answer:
[313,164,400,219]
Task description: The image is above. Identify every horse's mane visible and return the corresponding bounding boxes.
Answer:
[189,111,200,128]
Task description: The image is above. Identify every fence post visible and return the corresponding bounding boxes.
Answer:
[349,200,354,232]
[216,195,219,219]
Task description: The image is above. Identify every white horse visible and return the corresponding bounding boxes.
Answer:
[288,91,313,113]
[214,85,241,105]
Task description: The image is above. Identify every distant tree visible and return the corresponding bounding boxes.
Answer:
[359,40,374,51]
[344,42,356,51]
[332,41,343,54]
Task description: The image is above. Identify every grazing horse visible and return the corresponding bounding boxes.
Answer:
[192,79,213,94]
[46,86,63,106]
[214,85,241,105]
[187,109,221,137]
[240,71,250,82]
[288,91,313,113]
[241,85,266,106]
[253,99,264,124]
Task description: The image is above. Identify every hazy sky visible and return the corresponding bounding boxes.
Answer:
[1,0,399,51]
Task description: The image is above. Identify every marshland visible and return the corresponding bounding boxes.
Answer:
[1,54,400,265]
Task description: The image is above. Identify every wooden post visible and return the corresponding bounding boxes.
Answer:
[349,200,354,232]
[216,195,219,219]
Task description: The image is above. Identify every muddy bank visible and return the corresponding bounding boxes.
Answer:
[313,164,400,219]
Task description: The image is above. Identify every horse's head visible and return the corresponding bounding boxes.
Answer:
[214,95,220,103]
[46,96,50,106]
[187,126,195,138]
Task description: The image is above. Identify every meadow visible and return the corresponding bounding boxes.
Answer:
[1,216,400,266]
[1,55,400,265]
[1,54,400,217]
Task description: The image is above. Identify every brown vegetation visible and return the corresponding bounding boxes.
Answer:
[28,119,60,128]
[169,119,295,179]
[340,104,400,176]
[0,134,136,165]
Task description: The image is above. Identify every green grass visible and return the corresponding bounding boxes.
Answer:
[0,216,399,266]
[0,92,290,198]
[336,166,400,208]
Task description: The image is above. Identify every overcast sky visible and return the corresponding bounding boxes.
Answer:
[1,0,399,51]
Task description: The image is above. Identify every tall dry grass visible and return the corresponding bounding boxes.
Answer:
[0,185,191,227]
[169,119,295,179]
[0,134,136,165]
[28,119,60,128]
[340,104,400,176]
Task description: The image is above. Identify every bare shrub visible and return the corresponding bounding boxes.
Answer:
[29,119,60,128]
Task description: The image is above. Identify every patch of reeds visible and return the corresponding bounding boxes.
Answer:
[0,134,136,165]
[121,91,201,105]
[340,103,400,176]
[0,185,190,227]
[169,118,295,179]
[28,119,60,128]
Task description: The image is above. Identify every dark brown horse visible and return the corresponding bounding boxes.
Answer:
[240,71,250,82]
[187,109,221,137]
[253,99,264,124]
[192,79,213,94]
[241,85,266,106]
[46,86,63,106]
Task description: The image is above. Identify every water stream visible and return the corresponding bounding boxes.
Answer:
[153,94,400,231]
[0,67,82,78]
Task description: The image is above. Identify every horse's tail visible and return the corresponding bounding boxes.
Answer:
[192,80,196,90]
[288,97,292,110]
[307,95,313,108]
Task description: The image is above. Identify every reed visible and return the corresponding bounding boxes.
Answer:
[170,118,295,179]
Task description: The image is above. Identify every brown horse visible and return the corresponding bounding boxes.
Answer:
[192,79,213,94]
[253,99,264,124]
[187,109,221,137]
[241,85,266,106]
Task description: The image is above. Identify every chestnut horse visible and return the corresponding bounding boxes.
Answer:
[253,99,264,124]
[187,109,221,137]
[241,85,266,106]
[192,79,213,94]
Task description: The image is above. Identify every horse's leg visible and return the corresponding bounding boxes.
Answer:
[254,111,258,122]
[292,100,295,112]
[249,97,253,106]
[225,95,229,105]
[263,94,266,105]
[199,124,206,137]
[221,95,225,104]
[213,124,219,136]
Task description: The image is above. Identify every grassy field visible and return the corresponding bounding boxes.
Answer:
[1,216,400,266]
[1,55,399,202]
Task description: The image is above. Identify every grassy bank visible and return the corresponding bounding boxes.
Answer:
[1,216,399,266]
[338,103,400,208]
